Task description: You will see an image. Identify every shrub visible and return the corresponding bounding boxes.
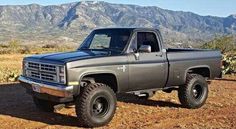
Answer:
[0,48,11,54]
[42,44,59,49]
[201,36,236,75]
[8,40,20,49]
[201,36,235,54]
[20,46,31,54]
[222,54,236,75]
[0,68,20,82]
[7,72,19,82]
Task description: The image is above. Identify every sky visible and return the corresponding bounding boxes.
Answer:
[0,0,235,17]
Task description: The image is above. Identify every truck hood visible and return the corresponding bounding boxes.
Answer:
[26,50,109,63]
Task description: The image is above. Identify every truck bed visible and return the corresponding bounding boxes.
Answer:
[165,48,222,86]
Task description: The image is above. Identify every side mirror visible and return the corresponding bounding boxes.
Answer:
[138,45,151,53]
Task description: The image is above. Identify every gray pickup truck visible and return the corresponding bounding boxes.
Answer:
[19,28,222,127]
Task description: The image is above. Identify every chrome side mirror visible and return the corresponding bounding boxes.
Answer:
[138,45,151,53]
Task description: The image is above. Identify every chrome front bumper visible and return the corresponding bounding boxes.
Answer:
[18,76,74,97]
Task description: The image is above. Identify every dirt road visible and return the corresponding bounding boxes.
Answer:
[0,76,235,129]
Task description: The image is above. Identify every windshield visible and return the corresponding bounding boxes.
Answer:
[79,29,131,54]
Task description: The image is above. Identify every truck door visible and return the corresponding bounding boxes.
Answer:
[127,31,168,91]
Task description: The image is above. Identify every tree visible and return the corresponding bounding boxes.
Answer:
[201,36,235,54]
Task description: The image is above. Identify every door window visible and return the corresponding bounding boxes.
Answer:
[137,32,160,52]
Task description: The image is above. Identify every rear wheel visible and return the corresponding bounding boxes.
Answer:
[178,74,208,109]
[75,83,116,127]
[33,97,57,112]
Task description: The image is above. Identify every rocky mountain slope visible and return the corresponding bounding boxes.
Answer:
[0,1,235,46]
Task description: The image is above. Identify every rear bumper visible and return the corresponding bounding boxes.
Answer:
[18,76,74,103]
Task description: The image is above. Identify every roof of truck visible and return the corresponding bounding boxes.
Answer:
[94,27,159,31]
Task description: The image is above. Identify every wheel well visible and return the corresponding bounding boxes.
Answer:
[187,67,210,78]
[81,73,118,93]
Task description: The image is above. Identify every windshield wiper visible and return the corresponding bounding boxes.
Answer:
[79,47,90,50]
[96,45,109,49]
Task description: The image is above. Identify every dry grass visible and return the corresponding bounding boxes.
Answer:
[0,44,75,82]
[0,54,26,82]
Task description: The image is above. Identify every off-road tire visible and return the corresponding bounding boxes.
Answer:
[75,83,117,127]
[178,74,208,109]
[33,97,57,112]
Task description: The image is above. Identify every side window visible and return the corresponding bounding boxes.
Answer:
[137,32,160,52]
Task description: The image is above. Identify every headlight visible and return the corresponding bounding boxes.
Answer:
[58,66,66,83]
[59,76,65,83]
[59,66,65,73]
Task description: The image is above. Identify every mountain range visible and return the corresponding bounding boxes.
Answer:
[0,1,235,46]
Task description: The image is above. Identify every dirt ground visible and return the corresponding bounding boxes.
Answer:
[0,75,235,129]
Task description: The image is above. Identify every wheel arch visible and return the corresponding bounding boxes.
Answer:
[79,72,119,93]
[184,65,211,82]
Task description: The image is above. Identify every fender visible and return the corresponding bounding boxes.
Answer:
[184,65,211,82]
[78,70,119,91]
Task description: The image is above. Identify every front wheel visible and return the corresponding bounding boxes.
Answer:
[178,74,208,109]
[75,83,117,127]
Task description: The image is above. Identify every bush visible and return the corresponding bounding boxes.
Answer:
[8,40,20,49]
[0,68,20,82]
[222,54,236,75]
[20,46,31,54]
[201,36,235,54]
[0,40,22,54]
[7,72,19,82]
[42,44,59,49]
[201,36,236,75]
[0,48,11,54]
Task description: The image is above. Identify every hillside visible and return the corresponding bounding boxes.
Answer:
[0,1,235,46]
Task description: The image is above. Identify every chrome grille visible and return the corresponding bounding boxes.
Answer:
[28,62,39,70]
[41,64,56,72]
[41,73,57,81]
[30,71,40,78]
[25,62,59,83]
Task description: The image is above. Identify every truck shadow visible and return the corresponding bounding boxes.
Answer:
[0,83,80,127]
[117,93,182,108]
[0,83,181,128]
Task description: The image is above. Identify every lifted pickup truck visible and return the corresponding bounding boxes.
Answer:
[19,28,222,127]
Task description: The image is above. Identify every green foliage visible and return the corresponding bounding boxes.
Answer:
[201,36,236,75]
[201,36,235,54]
[222,54,236,75]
